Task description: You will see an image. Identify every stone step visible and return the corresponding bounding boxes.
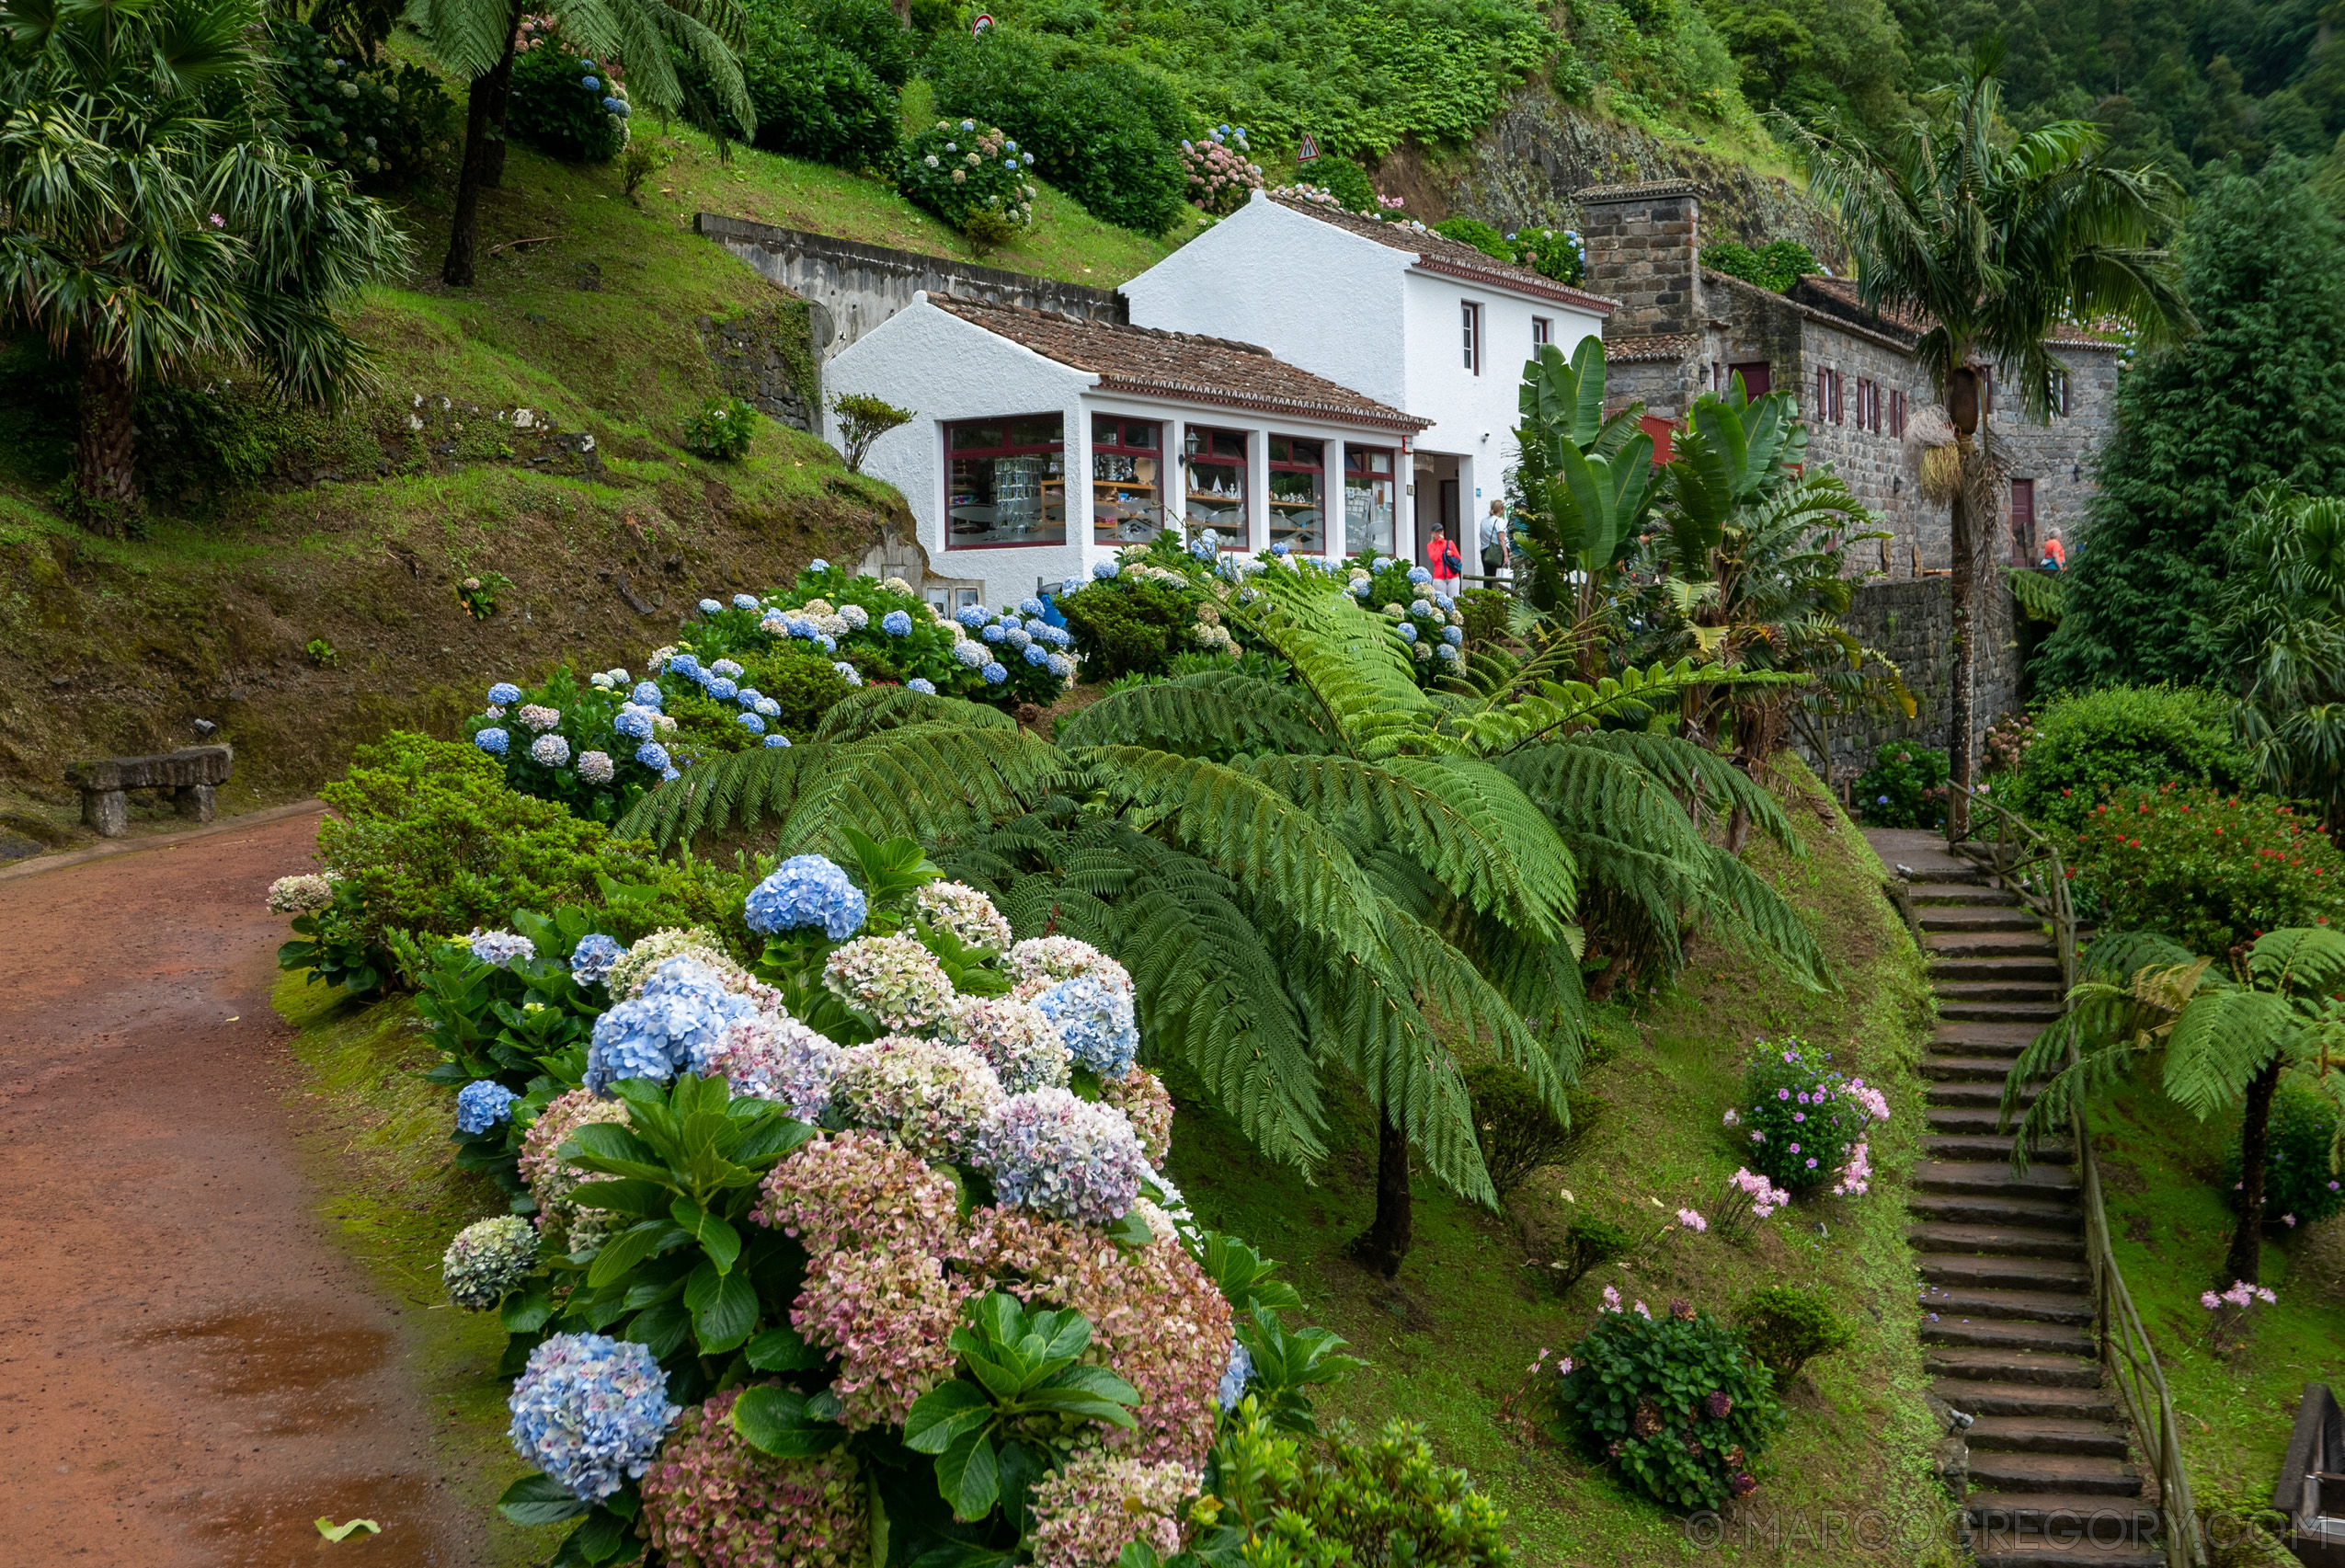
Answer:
[1966,1499,2162,1551]
[1927,1345,2103,1388]
[1908,1192,2083,1230]
[1921,1253,2090,1290]
[1929,1080,2038,1109]
[1912,1160,2077,1197]
[1928,931,2062,960]
[1925,1135,2072,1163]
[1910,882,2023,906]
[1922,1316,2097,1356]
[1931,955,2067,983]
[1936,979,2068,1005]
[1939,1000,2066,1024]
[1927,1105,2024,1135]
[1929,1026,2041,1059]
[1907,1222,2086,1262]
[1919,1286,2096,1327]
[1922,1054,2038,1082]
[1967,1453,2144,1497]
[1922,907,2048,933]
[1930,1379,2116,1422]
[1966,1415,2133,1459]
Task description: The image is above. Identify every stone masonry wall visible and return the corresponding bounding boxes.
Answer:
[1802,576,2019,784]
[697,215,1127,361]
[1574,182,1705,337]
[1990,344,2122,563]
[1791,318,1945,574]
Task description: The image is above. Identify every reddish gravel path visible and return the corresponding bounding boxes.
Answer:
[0,812,482,1568]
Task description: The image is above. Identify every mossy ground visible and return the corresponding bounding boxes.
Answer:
[272,972,566,1567]
[1165,759,1960,1567]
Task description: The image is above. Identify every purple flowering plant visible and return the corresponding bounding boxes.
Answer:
[1735,1035,1886,1192]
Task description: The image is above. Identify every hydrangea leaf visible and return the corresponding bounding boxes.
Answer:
[743,1323,827,1371]
[563,1123,670,1184]
[730,1384,848,1458]
[667,1196,742,1274]
[499,1284,554,1333]
[682,1260,758,1353]
[933,1427,1001,1521]
[902,1380,993,1453]
[587,1220,677,1288]
[497,1472,591,1527]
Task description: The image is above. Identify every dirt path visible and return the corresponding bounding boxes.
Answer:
[0,812,482,1568]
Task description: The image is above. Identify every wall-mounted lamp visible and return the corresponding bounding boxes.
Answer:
[1177,428,1201,467]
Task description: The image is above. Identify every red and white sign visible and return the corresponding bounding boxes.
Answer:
[1296,132,1320,163]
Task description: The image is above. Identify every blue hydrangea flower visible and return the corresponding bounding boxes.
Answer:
[707,677,739,702]
[982,661,1008,684]
[754,697,780,716]
[1019,597,1046,617]
[817,635,837,653]
[1092,559,1120,580]
[956,604,990,628]
[488,682,522,706]
[738,712,766,734]
[697,598,721,613]
[508,1333,678,1503]
[733,593,760,610]
[952,642,984,669]
[1410,599,1432,616]
[475,727,509,756]
[1061,577,1081,594]
[456,1078,520,1134]
[530,732,571,768]
[744,855,867,940]
[832,661,860,682]
[907,678,937,694]
[1406,566,1433,586]
[470,928,536,967]
[635,742,670,771]
[1351,580,1372,597]
[1004,627,1033,649]
[1271,542,1290,555]
[584,958,760,1093]
[763,734,792,748]
[661,765,681,781]
[973,1088,1148,1225]
[667,653,701,678]
[1443,625,1464,646]
[630,681,663,708]
[1023,644,1049,666]
[1435,644,1459,661]
[580,74,600,90]
[1217,1338,1254,1412]
[981,623,1007,644]
[1396,623,1417,642]
[613,709,654,741]
[570,933,623,987]
[712,658,744,678]
[882,610,913,636]
[1373,556,1394,570]
[1033,976,1139,1077]
[809,558,830,571]
[736,687,761,707]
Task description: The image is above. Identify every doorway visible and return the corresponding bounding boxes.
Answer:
[1412,452,1462,568]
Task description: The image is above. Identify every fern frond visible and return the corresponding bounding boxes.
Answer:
[1573,729,1803,853]
[1455,658,1732,753]
[1238,575,1434,756]
[776,724,1068,855]
[1692,843,1834,990]
[2008,1033,2148,1172]
[2248,927,2345,999]
[615,738,831,848]
[2075,929,2198,984]
[1052,670,1332,756]
[2164,988,2294,1118]
[814,686,1016,741]
[1382,901,1584,1112]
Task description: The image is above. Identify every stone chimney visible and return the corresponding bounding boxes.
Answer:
[1573,181,1703,337]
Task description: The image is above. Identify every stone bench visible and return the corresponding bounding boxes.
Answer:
[65,745,234,838]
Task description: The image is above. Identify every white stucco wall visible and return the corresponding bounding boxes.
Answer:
[1120,194,1411,411]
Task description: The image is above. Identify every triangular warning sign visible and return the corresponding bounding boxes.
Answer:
[1296,132,1320,163]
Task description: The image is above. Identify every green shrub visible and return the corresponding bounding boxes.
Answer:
[1054,539,1222,680]
[737,643,860,734]
[1191,1402,1512,1568]
[682,394,759,460]
[2070,786,2345,955]
[269,22,458,188]
[506,22,629,163]
[698,10,899,167]
[1735,1285,1856,1379]
[1313,156,1377,212]
[1552,1299,1786,1512]
[1510,225,1585,284]
[2006,684,2254,833]
[1853,739,1948,828]
[1434,216,1513,262]
[1464,1061,1587,1196]
[1737,1035,1882,1191]
[1699,239,1819,292]
[1458,587,1513,647]
[788,0,914,85]
[1550,1215,1636,1293]
[894,117,1037,233]
[2225,1078,2345,1229]
[315,734,647,954]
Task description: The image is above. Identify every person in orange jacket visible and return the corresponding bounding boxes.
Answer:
[1425,530,1463,585]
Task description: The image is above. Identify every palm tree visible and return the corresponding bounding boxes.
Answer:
[2211,486,2345,833]
[1790,43,2189,830]
[2003,928,2345,1287]
[414,0,751,286]
[0,0,409,523]
[623,578,1827,1272]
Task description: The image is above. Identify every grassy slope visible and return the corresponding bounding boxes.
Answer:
[272,974,566,1567]
[1166,758,1958,1568]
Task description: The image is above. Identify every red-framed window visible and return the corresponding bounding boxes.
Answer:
[1266,435,1328,555]
[1532,316,1553,348]
[946,415,1066,548]
[1343,445,1397,557]
[2010,477,2036,567]
[1462,302,1482,374]
[1090,415,1165,546]
[1890,389,1906,437]
[1183,426,1250,549]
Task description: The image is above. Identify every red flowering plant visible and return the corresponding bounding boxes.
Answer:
[2068,785,2345,955]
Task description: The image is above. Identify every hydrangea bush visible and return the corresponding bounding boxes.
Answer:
[1550,1297,1786,1512]
[1736,1036,1888,1193]
[1180,127,1261,216]
[895,119,1036,235]
[1343,553,1470,687]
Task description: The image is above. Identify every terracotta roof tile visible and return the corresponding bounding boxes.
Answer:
[1269,196,1619,314]
[925,293,1431,432]
[1791,275,2125,349]
[1605,332,1701,363]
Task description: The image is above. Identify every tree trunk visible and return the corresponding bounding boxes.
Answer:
[1353,1113,1413,1277]
[1947,479,1977,838]
[483,47,516,189]
[441,32,518,287]
[74,339,139,527]
[2225,1059,2284,1288]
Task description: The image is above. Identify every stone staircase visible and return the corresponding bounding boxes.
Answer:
[1871,830,2165,1568]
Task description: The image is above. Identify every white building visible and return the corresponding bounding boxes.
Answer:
[1120,190,1617,558]
[823,292,1433,611]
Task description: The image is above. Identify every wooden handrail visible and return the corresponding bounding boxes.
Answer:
[1946,785,2204,1566]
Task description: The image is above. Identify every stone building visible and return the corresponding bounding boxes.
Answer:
[1574,180,2123,578]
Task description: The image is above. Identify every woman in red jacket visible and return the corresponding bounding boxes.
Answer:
[1425,530,1463,585]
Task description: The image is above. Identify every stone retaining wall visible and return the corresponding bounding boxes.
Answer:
[1801,576,2019,784]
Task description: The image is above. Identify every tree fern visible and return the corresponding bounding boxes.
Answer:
[2163,989,2295,1117]
[1239,574,1434,756]
[1052,670,1331,757]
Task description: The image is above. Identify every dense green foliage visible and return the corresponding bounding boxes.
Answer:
[1058,569,1218,681]
[1735,1284,1856,1379]
[1552,1300,1786,1512]
[2067,787,2345,956]
[1698,239,1817,292]
[716,8,900,166]
[894,118,1039,235]
[2035,159,2345,691]
[1851,741,1947,829]
[269,21,459,187]
[682,394,759,460]
[2211,487,2345,831]
[1433,216,1514,262]
[1463,1061,1584,1196]
[2224,1078,2345,1228]
[2005,684,2254,832]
